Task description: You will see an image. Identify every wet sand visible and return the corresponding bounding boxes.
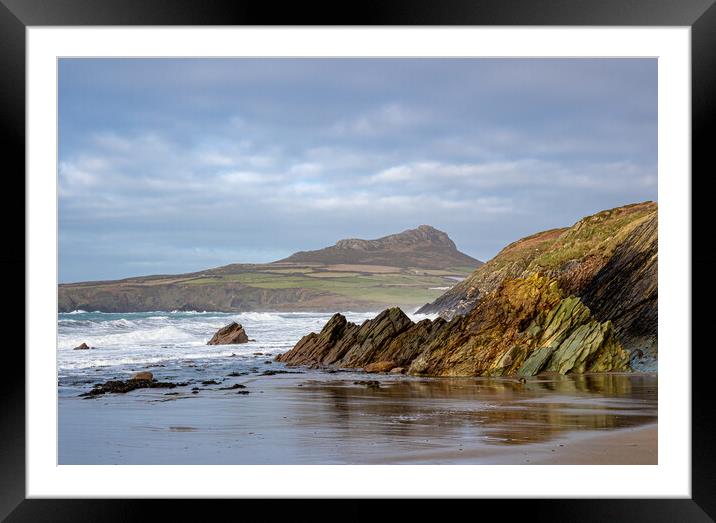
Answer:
[59,371,657,465]
[380,422,657,464]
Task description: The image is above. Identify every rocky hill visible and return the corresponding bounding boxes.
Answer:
[277,202,658,375]
[58,226,482,313]
[279,225,481,269]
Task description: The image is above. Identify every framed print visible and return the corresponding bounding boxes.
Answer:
[3,0,715,520]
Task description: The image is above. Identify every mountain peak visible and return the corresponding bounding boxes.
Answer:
[335,225,454,250]
[280,226,481,269]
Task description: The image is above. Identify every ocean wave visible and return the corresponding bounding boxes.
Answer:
[235,312,286,322]
[57,347,265,370]
[58,325,201,350]
[409,312,439,321]
[57,310,359,378]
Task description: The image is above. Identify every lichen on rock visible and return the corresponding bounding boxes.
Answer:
[277,273,630,378]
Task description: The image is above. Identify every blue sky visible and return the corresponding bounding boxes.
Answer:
[59,58,657,283]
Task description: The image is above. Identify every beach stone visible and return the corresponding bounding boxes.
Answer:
[364,361,397,373]
[389,367,405,374]
[207,322,249,345]
[261,369,301,376]
[219,383,246,390]
[73,342,92,350]
[79,377,188,397]
[130,371,153,381]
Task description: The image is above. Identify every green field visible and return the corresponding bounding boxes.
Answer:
[176,265,467,307]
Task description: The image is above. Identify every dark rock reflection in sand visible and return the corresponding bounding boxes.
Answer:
[283,373,657,447]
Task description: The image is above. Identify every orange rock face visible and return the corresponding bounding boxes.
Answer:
[364,361,398,373]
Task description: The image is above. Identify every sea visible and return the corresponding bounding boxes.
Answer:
[57,309,407,397]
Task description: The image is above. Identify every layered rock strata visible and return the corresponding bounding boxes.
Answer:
[277,274,630,377]
[416,202,658,369]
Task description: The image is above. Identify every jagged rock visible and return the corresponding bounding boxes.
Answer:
[276,313,357,365]
[325,308,414,367]
[364,361,398,373]
[73,342,93,350]
[130,371,153,381]
[277,274,630,378]
[277,308,414,368]
[207,322,249,345]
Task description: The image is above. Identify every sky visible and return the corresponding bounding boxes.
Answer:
[58,58,657,283]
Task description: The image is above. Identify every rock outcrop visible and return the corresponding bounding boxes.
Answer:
[277,274,630,377]
[207,322,249,345]
[581,214,657,369]
[277,307,415,367]
[416,201,658,368]
[73,342,93,350]
[278,202,657,376]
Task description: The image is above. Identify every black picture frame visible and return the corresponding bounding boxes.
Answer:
[3,0,714,520]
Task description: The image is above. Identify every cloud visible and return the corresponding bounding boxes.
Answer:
[58,58,657,281]
[332,103,429,136]
[288,162,323,176]
[368,159,656,193]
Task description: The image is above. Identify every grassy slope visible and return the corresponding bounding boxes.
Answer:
[59,263,475,312]
[172,265,466,306]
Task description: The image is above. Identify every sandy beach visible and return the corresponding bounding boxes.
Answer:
[59,371,657,465]
[381,422,658,465]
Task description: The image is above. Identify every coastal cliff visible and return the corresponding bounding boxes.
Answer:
[277,202,657,375]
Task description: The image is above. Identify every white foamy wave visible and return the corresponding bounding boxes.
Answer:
[235,312,286,322]
[65,310,88,314]
[409,312,439,321]
[106,318,137,328]
[56,310,377,376]
[58,325,200,351]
